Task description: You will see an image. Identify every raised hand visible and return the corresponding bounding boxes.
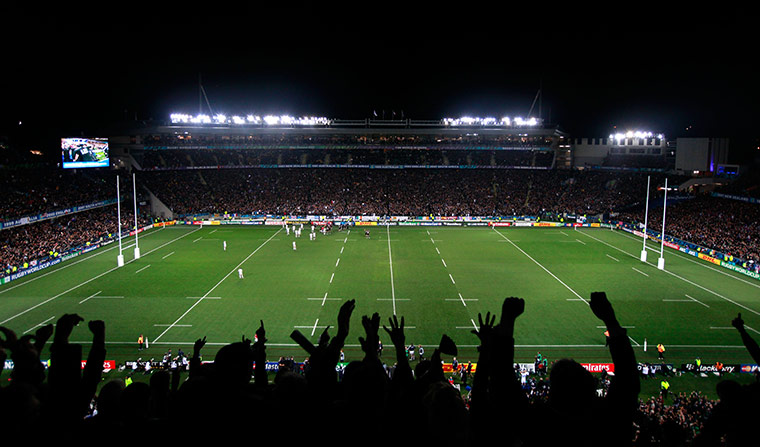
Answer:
[438,334,457,356]
[255,320,267,344]
[358,313,381,356]
[34,324,54,352]
[318,326,332,348]
[383,314,405,348]
[0,326,19,351]
[337,299,356,336]
[88,320,105,338]
[500,297,525,324]
[732,313,745,330]
[194,336,207,355]
[472,311,496,345]
[54,313,84,343]
[590,292,617,325]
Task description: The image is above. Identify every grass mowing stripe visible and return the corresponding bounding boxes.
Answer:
[577,228,760,317]
[0,227,202,325]
[152,228,281,343]
[493,228,589,305]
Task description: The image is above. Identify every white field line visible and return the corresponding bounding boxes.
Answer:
[449,274,456,284]
[617,229,760,291]
[0,227,203,325]
[79,290,102,304]
[576,239,586,245]
[311,318,320,336]
[494,229,588,305]
[632,267,649,277]
[24,316,55,334]
[152,228,281,342]
[577,229,760,317]
[162,251,175,259]
[606,254,620,262]
[135,264,151,274]
[686,294,710,308]
[387,223,397,315]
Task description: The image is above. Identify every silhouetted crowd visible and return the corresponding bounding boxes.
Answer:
[1,295,758,445]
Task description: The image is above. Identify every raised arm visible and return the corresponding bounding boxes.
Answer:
[732,313,760,365]
[80,320,107,416]
[590,292,640,440]
[252,320,268,387]
[383,315,412,386]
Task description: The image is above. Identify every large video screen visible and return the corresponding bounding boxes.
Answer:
[61,137,109,168]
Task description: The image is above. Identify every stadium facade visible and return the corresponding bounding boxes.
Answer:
[109,116,571,171]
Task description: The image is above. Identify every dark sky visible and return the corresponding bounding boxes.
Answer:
[2,5,758,161]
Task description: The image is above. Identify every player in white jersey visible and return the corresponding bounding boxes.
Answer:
[238,268,244,279]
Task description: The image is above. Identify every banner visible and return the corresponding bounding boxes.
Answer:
[80,360,117,371]
[681,363,738,374]
[698,253,721,265]
[581,363,615,373]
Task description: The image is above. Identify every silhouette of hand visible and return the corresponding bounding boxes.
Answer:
[88,320,105,339]
[590,292,616,324]
[194,336,207,354]
[383,315,405,348]
[337,299,356,335]
[255,320,267,344]
[501,297,525,324]
[732,313,744,330]
[359,313,380,355]
[472,312,496,350]
[318,326,331,348]
[0,326,19,351]
[54,313,84,342]
[35,324,54,347]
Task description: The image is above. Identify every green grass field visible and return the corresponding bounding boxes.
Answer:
[2,224,758,398]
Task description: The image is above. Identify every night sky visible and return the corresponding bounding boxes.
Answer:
[2,5,758,162]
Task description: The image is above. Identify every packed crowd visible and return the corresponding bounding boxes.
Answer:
[622,195,760,265]
[141,131,555,149]
[1,205,152,277]
[141,168,665,218]
[1,294,757,444]
[0,168,115,223]
[138,147,555,170]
